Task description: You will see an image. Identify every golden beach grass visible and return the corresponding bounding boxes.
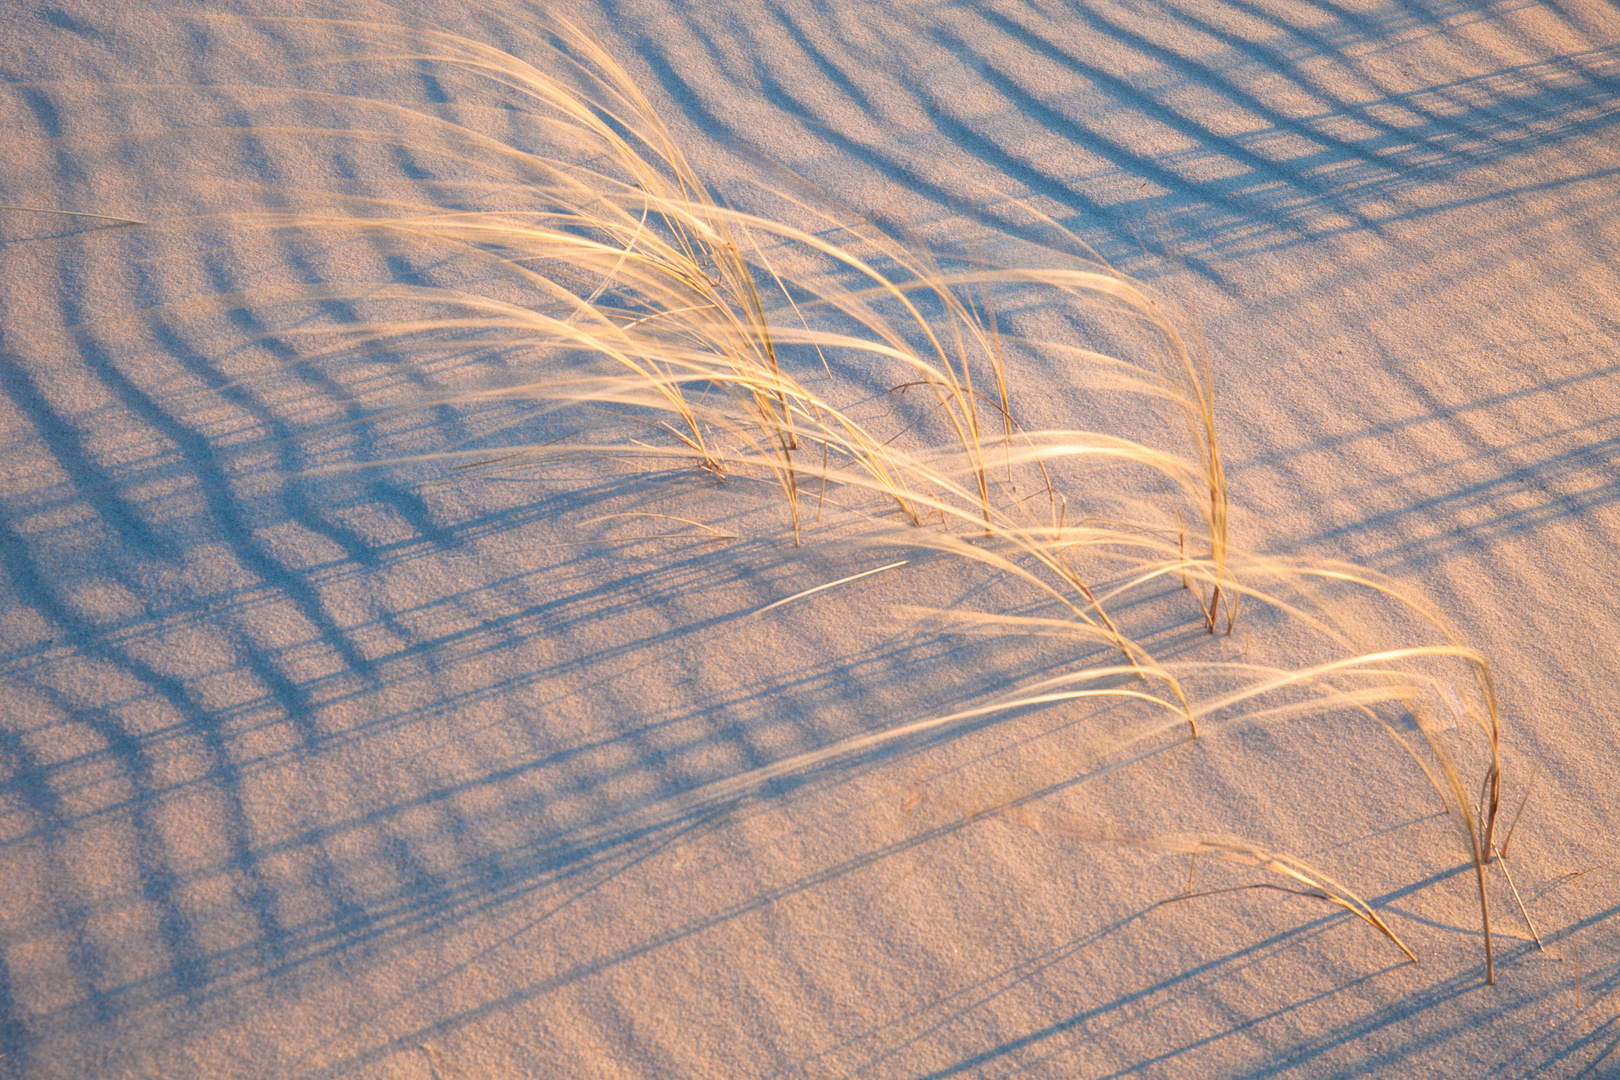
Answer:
[131,10,1516,982]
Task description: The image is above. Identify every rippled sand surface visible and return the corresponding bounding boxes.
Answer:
[1,1,1617,1076]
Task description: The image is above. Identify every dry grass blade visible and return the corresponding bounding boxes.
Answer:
[752,560,910,616]
[1030,818,1419,963]
[0,203,147,225]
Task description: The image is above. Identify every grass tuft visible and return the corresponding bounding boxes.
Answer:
[135,10,1517,982]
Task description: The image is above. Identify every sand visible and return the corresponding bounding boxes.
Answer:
[1,0,1618,1076]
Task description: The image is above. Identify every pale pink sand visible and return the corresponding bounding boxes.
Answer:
[0,0,1617,1077]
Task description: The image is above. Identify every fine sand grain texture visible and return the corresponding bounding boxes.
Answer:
[1,0,1618,1077]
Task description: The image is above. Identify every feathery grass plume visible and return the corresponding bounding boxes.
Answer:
[139,10,1511,980]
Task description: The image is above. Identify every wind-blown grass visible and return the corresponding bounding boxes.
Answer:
[136,10,1514,981]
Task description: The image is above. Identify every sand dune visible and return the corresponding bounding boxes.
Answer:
[1,0,1618,1076]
